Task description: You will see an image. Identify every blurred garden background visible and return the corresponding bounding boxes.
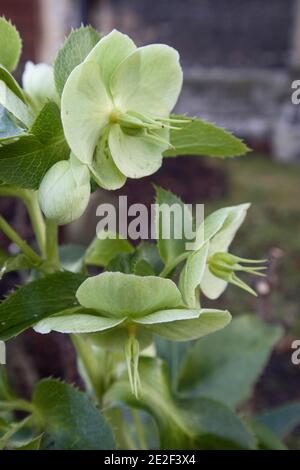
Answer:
[0,0,300,448]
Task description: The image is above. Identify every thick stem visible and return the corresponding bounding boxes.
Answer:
[24,193,46,257]
[45,219,60,271]
[0,186,46,257]
[0,216,41,264]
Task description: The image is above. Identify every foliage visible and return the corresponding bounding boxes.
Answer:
[0,18,297,451]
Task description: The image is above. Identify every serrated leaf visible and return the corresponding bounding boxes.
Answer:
[0,271,85,340]
[164,115,249,158]
[155,186,193,267]
[0,102,69,189]
[54,25,101,96]
[257,403,300,439]
[107,357,255,450]
[0,18,22,72]
[177,315,283,408]
[85,231,134,267]
[0,65,25,102]
[33,379,115,450]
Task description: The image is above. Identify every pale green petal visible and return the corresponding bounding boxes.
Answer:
[109,124,167,178]
[207,203,250,255]
[85,30,136,90]
[110,44,183,116]
[194,203,250,251]
[0,80,33,127]
[76,272,182,319]
[200,267,228,300]
[179,242,209,308]
[134,309,200,325]
[90,141,126,190]
[200,203,250,299]
[61,61,113,164]
[38,153,91,225]
[138,309,231,341]
[34,314,124,334]
[22,61,59,112]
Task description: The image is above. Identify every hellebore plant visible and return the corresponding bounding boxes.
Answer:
[0,19,292,451]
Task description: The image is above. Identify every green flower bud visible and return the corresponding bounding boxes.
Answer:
[38,154,91,225]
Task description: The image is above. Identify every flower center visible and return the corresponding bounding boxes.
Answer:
[109,109,121,124]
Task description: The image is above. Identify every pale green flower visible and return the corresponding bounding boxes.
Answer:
[34,271,230,396]
[61,30,183,190]
[180,203,265,304]
[38,153,91,225]
[22,61,60,113]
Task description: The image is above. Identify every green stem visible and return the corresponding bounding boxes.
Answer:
[0,216,41,264]
[0,399,35,413]
[24,193,46,257]
[0,186,46,257]
[0,415,33,450]
[159,252,190,278]
[45,219,60,270]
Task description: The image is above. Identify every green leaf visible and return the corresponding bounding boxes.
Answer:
[256,403,300,438]
[15,434,43,450]
[164,116,249,158]
[107,357,256,450]
[0,365,14,400]
[59,244,86,273]
[248,420,287,450]
[0,271,85,340]
[0,65,25,102]
[106,252,133,274]
[0,105,24,142]
[33,379,115,450]
[155,186,193,267]
[178,315,283,408]
[0,18,22,72]
[85,231,134,267]
[131,242,163,276]
[0,250,34,279]
[0,102,69,189]
[54,25,101,96]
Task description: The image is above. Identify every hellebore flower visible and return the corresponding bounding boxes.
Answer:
[39,153,91,225]
[34,272,230,396]
[61,30,183,190]
[180,203,266,304]
[22,61,60,113]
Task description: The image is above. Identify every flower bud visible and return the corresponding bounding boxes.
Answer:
[22,61,59,112]
[39,154,91,225]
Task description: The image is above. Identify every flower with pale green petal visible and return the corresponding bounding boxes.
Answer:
[34,271,231,396]
[61,30,183,190]
[180,203,266,303]
[38,153,91,225]
[22,61,60,113]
